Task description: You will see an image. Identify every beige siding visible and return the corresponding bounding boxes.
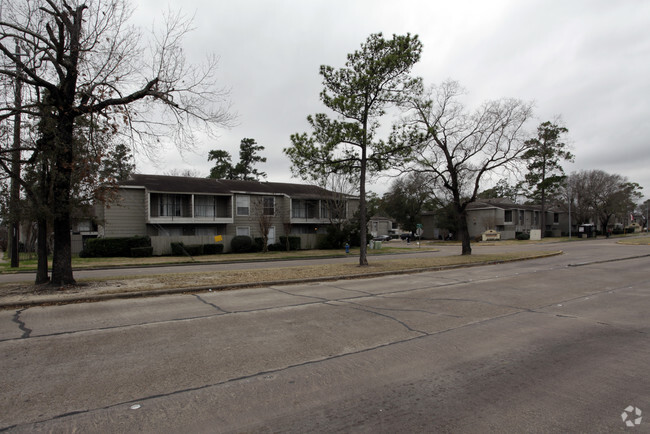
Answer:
[103,188,147,237]
[228,195,293,239]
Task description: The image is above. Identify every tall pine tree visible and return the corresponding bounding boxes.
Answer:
[521,121,572,236]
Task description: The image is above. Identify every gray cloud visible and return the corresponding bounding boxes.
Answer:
[133,0,650,201]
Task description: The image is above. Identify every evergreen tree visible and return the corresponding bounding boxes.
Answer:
[208,138,266,180]
[521,121,572,235]
[285,33,423,265]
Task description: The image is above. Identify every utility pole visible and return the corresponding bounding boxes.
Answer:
[567,188,572,240]
[9,40,22,268]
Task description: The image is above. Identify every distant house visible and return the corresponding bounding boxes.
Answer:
[465,198,569,239]
[369,215,398,238]
[92,174,359,254]
[420,198,570,241]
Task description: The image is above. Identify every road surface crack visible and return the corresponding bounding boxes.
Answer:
[341,300,462,319]
[12,308,32,339]
[193,295,230,313]
[269,287,329,301]
[331,301,429,335]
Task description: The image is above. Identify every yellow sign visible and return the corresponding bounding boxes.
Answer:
[214,235,223,242]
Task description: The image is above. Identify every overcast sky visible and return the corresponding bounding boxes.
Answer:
[132,0,650,203]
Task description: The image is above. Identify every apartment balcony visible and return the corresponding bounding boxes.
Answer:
[148,193,232,224]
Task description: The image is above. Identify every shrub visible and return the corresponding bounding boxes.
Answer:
[267,242,284,251]
[82,236,151,257]
[131,246,153,257]
[183,244,204,256]
[203,244,224,254]
[170,242,187,256]
[318,225,349,249]
[253,237,265,252]
[516,232,530,240]
[231,235,253,253]
[279,236,301,250]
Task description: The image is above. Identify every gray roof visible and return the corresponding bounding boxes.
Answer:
[467,198,563,213]
[121,174,349,199]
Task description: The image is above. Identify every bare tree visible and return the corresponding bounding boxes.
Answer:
[0,0,232,285]
[566,170,643,232]
[382,172,435,234]
[254,196,274,253]
[164,168,204,178]
[318,172,357,231]
[394,80,534,254]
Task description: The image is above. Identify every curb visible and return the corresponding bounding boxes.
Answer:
[0,251,563,310]
[0,248,440,275]
[567,253,650,267]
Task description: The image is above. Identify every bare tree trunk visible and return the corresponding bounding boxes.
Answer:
[35,218,49,284]
[358,145,368,266]
[50,120,75,285]
[51,212,74,285]
[458,208,472,255]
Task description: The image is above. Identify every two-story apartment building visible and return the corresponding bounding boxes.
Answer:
[465,198,570,239]
[418,198,570,241]
[94,174,359,254]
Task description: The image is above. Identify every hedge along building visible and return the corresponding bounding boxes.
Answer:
[91,174,359,255]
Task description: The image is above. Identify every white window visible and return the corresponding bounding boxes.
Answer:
[236,195,250,216]
[236,226,250,237]
[267,227,275,245]
[194,195,215,217]
[292,200,305,218]
[76,220,92,232]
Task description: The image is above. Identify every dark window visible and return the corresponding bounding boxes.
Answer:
[160,194,182,217]
[263,197,275,216]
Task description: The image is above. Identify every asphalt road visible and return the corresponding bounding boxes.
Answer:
[0,239,648,432]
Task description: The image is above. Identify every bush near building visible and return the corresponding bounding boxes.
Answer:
[80,236,151,257]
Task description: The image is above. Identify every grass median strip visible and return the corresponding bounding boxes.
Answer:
[0,247,435,273]
[87,250,561,295]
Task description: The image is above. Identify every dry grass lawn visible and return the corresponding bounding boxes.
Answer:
[36,251,558,293]
[0,250,562,306]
